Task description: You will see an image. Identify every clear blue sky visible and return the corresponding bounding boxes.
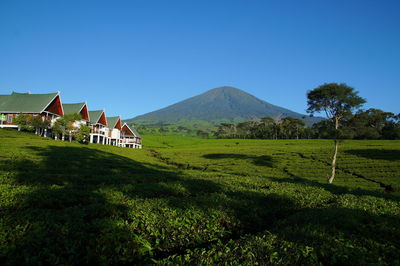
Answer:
[1,0,399,119]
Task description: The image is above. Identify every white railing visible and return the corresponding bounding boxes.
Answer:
[121,138,140,144]
[91,127,108,135]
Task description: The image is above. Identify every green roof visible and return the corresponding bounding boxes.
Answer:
[62,103,85,115]
[0,92,59,113]
[11,92,30,95]
[106,116,121,129]
[0,95,9,104]
[131,127,141,138]
[88,110,105,125]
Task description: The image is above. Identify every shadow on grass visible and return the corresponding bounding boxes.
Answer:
[0,145,222,264]
[267,174,400,202]
[269,206,400,265]
[203,153,273,167]
[1,145,399,264]
[345,149,400,161]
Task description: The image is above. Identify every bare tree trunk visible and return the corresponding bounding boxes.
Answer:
[328,139,339,184]
[327,117,341,183]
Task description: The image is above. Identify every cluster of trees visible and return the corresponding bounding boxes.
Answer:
[15,114,50,135]
[215,109,399,140]
[136,125,197,135]
[215,117,312,139]
[15,113,90,143]
[312,108,400,140]
[135,121,216,136]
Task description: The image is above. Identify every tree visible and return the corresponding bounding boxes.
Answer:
[349,108,396,139]
[215,123,237,138]
[52,113,83,141]
[307,83,365,183]
[382,113,400,140]
[14,114,34,132]
[196,130,209,139]
[279,117,305,139]
[76,125,90,143]
[236,121,258,139]
[52,119,64,139]
[254,117,276,139]
[30,116,50,136]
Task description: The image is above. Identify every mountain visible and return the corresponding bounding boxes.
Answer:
[125,86,322,125]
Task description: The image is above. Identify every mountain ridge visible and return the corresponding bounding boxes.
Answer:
[125,86,322,125]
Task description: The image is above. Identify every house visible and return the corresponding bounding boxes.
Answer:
[62,102,90,127]
[0,92,64,135]
[63,102,90,125]
[88,110,108,144]
[0,91,143,148]
[106,116,122,146]
[121,123,142,148]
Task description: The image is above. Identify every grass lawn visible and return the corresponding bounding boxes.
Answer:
[1,129,399,264]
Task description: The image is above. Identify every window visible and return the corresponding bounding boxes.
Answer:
[7,114,13,123]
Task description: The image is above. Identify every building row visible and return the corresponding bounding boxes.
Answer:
[0,91,142,148]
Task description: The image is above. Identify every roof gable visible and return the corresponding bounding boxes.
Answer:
[89,110,107,126]
[63,102,89,121]
[80,104,89,121]
[106,116,122,130]
[45,95,64,116]
[62,103,85,115]
[121,123,134,135]
[122,123,141,138]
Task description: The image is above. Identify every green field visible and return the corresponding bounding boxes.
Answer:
[1,130,399,264]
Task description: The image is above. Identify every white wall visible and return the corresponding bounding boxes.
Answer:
[111,128,120,139]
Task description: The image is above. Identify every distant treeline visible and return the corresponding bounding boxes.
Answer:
[215,108,400,140]
[135,123,211,136]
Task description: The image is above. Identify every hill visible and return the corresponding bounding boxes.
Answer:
[125,86,322,126]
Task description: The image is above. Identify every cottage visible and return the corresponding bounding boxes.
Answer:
[106,116,122,146]
[88,110,107,144]
[0,92,64,135]
[62,102,90,127]
[0,91,143,148]
[121,123,142,148]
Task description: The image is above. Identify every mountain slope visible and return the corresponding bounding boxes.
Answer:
[126,86,321,124]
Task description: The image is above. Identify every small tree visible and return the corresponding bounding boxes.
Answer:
[279,117,305,139]
[14,114,34,132]
[257,117,276,139]
[215,123,237,138]
[30,116,50,136]
[52,113,83,141]
[196,130,209,139]
[52,119,64,140]
[307,83,365,183]
[76,125,90,144]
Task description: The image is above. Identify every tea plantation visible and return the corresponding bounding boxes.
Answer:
[1,129,399,265]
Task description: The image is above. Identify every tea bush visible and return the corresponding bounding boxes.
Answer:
[0,130,399,264]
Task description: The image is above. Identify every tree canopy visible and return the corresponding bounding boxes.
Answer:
[307,83,365,129]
